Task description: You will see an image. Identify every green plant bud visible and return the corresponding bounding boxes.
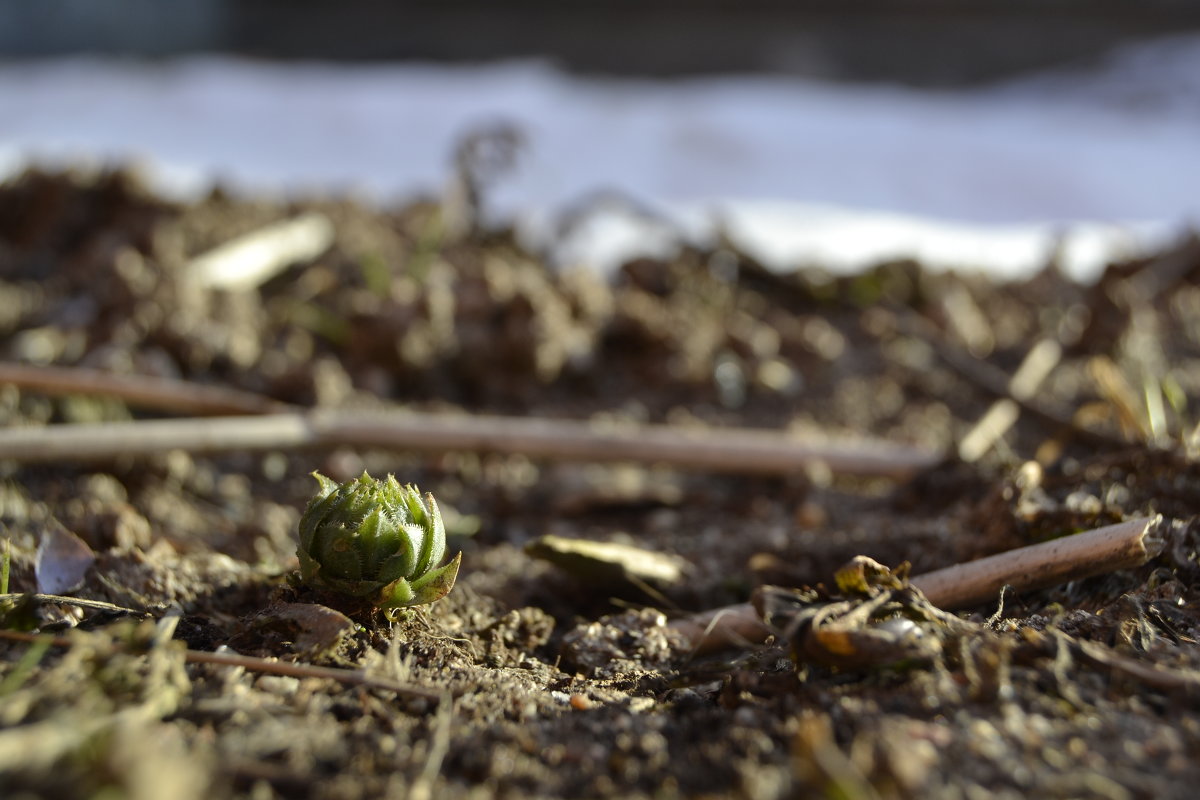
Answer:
[297,471,461,612]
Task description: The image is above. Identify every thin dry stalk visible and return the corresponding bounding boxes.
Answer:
[671,604,773,656]
[1071,634,1200,696]
[0,362,291,416]
[0,593,146,616]
[909,514,1163,609]
[0,628,442,701]
[671,515,1165,654]
[0,409,942,477]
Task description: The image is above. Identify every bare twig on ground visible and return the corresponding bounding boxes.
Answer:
[183,648,444,701]
[1069,633,1200,696]
[909,515,1163,609]
[0,628,443,701]
[0,593,147,616]
[671,515,1165,654]
[0,409,942,477]
[0,362,291,416]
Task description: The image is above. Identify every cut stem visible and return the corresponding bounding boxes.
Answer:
[909,514,1162,610]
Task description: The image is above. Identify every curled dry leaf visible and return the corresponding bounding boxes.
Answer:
[755,561,977,671]
[525,534,688,589]
[35,526,96,595]
[239,601,359,658]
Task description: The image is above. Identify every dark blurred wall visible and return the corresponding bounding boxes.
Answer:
[0,0,224,55]
[3,0,1199,85]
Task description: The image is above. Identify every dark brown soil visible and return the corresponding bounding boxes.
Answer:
[3,168,1200,799]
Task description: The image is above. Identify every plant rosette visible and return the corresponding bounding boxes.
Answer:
[297,471,461,618]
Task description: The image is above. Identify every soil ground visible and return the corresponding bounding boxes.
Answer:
[3,168,1200,799]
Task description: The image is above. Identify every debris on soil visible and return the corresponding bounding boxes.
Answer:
[525,533,689,590]
[3,167,1200,798]
[561,607,688,679]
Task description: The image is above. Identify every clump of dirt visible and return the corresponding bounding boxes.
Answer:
[3,167,1200,799]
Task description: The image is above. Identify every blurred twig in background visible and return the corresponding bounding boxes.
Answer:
[0,408,941,477]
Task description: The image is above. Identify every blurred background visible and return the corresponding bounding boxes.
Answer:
[3,0,1200,278]
[6,0,1200,82]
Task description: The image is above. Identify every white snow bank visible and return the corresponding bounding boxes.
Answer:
[1,37,1197,280]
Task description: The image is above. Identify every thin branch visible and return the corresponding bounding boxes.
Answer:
[0,628,442,701]
[1070,634,1200,696]
[0,362,291,416]
[0,593,146,616]
[0,409,942,478]
[908,514,1163,610]
[670,515,1165,654]
[183,648,444,701]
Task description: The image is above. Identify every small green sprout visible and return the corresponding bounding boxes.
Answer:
[297,471,461,615]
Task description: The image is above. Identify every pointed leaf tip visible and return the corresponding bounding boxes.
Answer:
[410,551,462,606]
[311,471,339,498]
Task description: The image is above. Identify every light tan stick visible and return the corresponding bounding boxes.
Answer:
[909,514,1163,609]
[0,362,291,416]
[0,409,942,477]
[188,211,335,291]
[671,515,1165,654]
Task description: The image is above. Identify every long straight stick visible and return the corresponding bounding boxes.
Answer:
[909,514,1163,609]
[0,362,290,416]
[0,409,941,477]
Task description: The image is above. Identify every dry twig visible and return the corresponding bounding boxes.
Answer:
[1070,634,1200,696]
[909,514,1163,609]
[671,515,1165,654]
[0,628,442,701]
[0,362,291,416]
[0,593,147,617]
[0,409,941,477]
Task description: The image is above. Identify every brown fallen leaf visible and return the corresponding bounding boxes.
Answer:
[236,601,358,659]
